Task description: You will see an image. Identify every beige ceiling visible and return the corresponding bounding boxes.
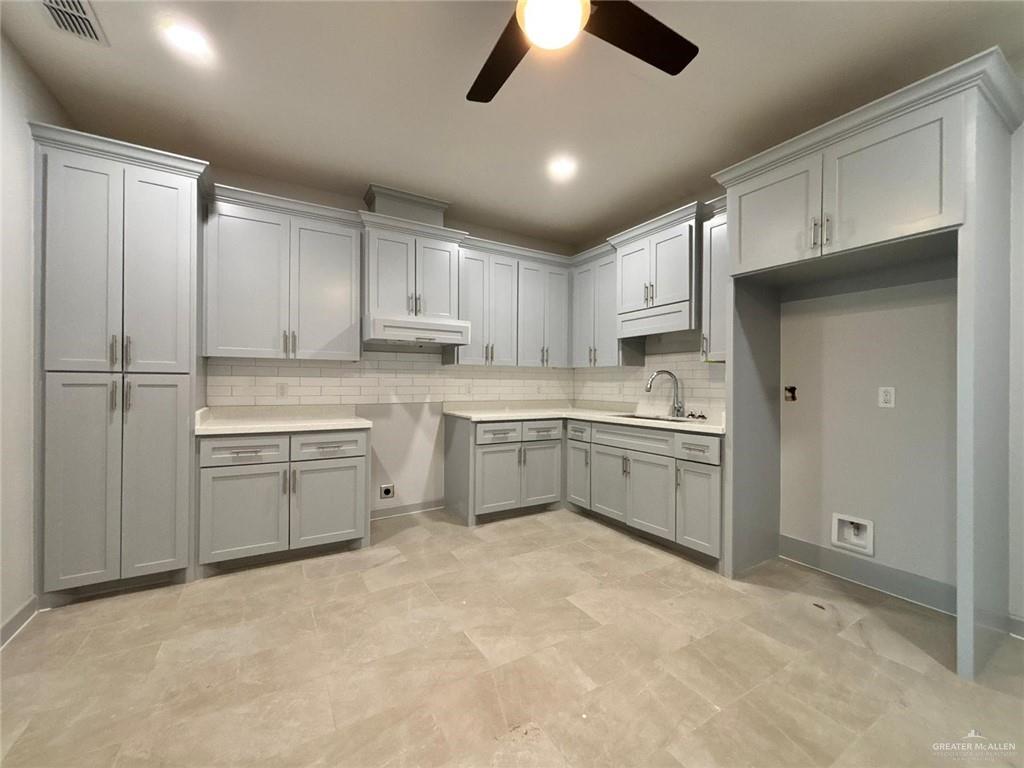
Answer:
[3,1,1023,251]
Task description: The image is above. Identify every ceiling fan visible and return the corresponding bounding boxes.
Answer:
[467,0,699,103]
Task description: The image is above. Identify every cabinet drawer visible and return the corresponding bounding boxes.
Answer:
[567,420,591,442]
[522,420,563,442]
[290,430,367,461]
[200,435,290,467]
[674,434,721,466]
[476,421,522,444]
[591,422,675,458]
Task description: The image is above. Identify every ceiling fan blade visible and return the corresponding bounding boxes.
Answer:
[467,13,531,103]
[584,0,698,76]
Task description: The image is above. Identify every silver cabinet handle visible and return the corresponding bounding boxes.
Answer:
[291,331,297,355]
[486,343,491,363]
[625,456,630,475]
[650,282,655,302]
[110,380,117,412]
[407,294,414,313]
[622,455,627,474]
[230,449,262,457]
[124,380,132,413]
[291,468,297,494]
[283,330,289,355]
[810,217,820,248]
[316,443,345,452]
[123,335,132,367]
[644,283,649,304]
[584,449,589,467]
[676,466,681,487]
[110,335,118,366]
[823,215,832,246]
[701,334,708,359]
[283,470,289,495]
[415,294,422,315]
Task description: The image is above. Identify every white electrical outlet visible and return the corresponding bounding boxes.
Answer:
[276,383,288,397]
[878,387,895,408]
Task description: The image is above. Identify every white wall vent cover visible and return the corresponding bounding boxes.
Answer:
[41,0,109,46]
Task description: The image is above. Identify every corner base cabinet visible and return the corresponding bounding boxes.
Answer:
[199,430,369,564]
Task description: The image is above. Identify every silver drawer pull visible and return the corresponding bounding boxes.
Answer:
[415,337,437,342]
[316,444,345,451]
[110,334,118,366]
[230,449,263,456]
[291,468,297,494]
[487,429,515,434]
[680,444,708,453]
[110,380,117,412]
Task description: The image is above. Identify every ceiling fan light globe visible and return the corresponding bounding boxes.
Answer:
[515,0,591,50]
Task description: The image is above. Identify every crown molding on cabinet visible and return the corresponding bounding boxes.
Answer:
[30,122,208,178]
[607,201,700,248]
[703,195,726,217]
[358,210,468,243]
[462,235,573,266]
[571,242,615,266]
[713,46,1024,188]
[209,184,362,226]
[363,184,449,224]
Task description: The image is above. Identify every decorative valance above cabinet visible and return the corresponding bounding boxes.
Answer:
[360,211,471,346]
[203,186,362,361]
[608,202,700,339]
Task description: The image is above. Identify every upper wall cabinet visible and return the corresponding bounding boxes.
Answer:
[204,186,361,361]
[572,248,644,368]
[610,203,699,339]
[360,212,470,345]
[719,92,966,276]
[34,125,207,374]
[518,263,569,367]
[700,199,728,363]
[457,248,518,366]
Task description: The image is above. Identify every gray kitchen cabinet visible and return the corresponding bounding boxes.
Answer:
[290,216,360,360]
[700,202,728,363]
[416,237,459,319]
[571,262,595,367]
[366,228,416,317]
[42,149,124,372]
[617,240,649,315]
[676,461,722,557]
[565,439,591,508]
[649,222,692,308]
[205,187,361,360]
[123,166,193,373]
[290,457,366,549]
[522,440,562,506]
[590,444,628,523]
[475,443,523,515]
[458,249,518,366]
[204,200,291,358]
[199,463,290,564]
[121,375,190,577]
[43,373,122,591]
[626,451,676,540]
[517,263,569,367]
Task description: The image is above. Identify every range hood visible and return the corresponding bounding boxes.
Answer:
[362,314,471,346]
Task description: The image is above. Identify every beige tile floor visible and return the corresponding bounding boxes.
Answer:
[2,507,1021,768]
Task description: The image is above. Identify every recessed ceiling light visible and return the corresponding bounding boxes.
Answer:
[158,16,216,67]
[547,154,578,183]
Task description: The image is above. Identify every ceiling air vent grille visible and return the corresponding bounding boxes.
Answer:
[41,0,109,46]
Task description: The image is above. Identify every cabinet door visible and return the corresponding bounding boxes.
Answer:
[822,97,964,256]
[729,154,822,275]
[43,373,121,590]
[572,264,595,368]
[458,249,488,365]
[544,267,570,367]
[626,451,676,541]
[650,222,692,307]
[517,263,545,367]
[590,444,628,523]
[290,457,366,549]
[199,463,289,563]
[594,254,620,367]
[205,201,290,358]
[676,461,721,556]
[566,441,591,508]
[475,444,522,515]
[43,149,123,372]
[121,375,189,577]
[123,167,193,373]
[416,238,459,319]
[367,229,416,317]
[489,255,519,366]
[617,240,650,313]
[521,440,562,506]
[701,212,729,363]
[290,217,360,361]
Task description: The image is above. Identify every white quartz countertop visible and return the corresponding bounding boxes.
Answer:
[442,405,725,436]
[195,406,372,436]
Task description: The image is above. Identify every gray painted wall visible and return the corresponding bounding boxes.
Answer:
[1,38,71,631]
[780,277,957,586]
[1009,121,1023,627]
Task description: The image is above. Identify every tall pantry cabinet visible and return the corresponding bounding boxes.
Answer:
[33,124,207,591]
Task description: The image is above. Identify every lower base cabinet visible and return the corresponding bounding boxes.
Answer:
[566,440,591,508]
[627,451,676,540]
[199,431,368,564]
[590,444,628,522]
[676,460,722,556]
[474,439,562,515]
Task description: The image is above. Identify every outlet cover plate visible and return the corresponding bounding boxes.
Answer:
[831,513,875,557]
[878,387,895,408]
